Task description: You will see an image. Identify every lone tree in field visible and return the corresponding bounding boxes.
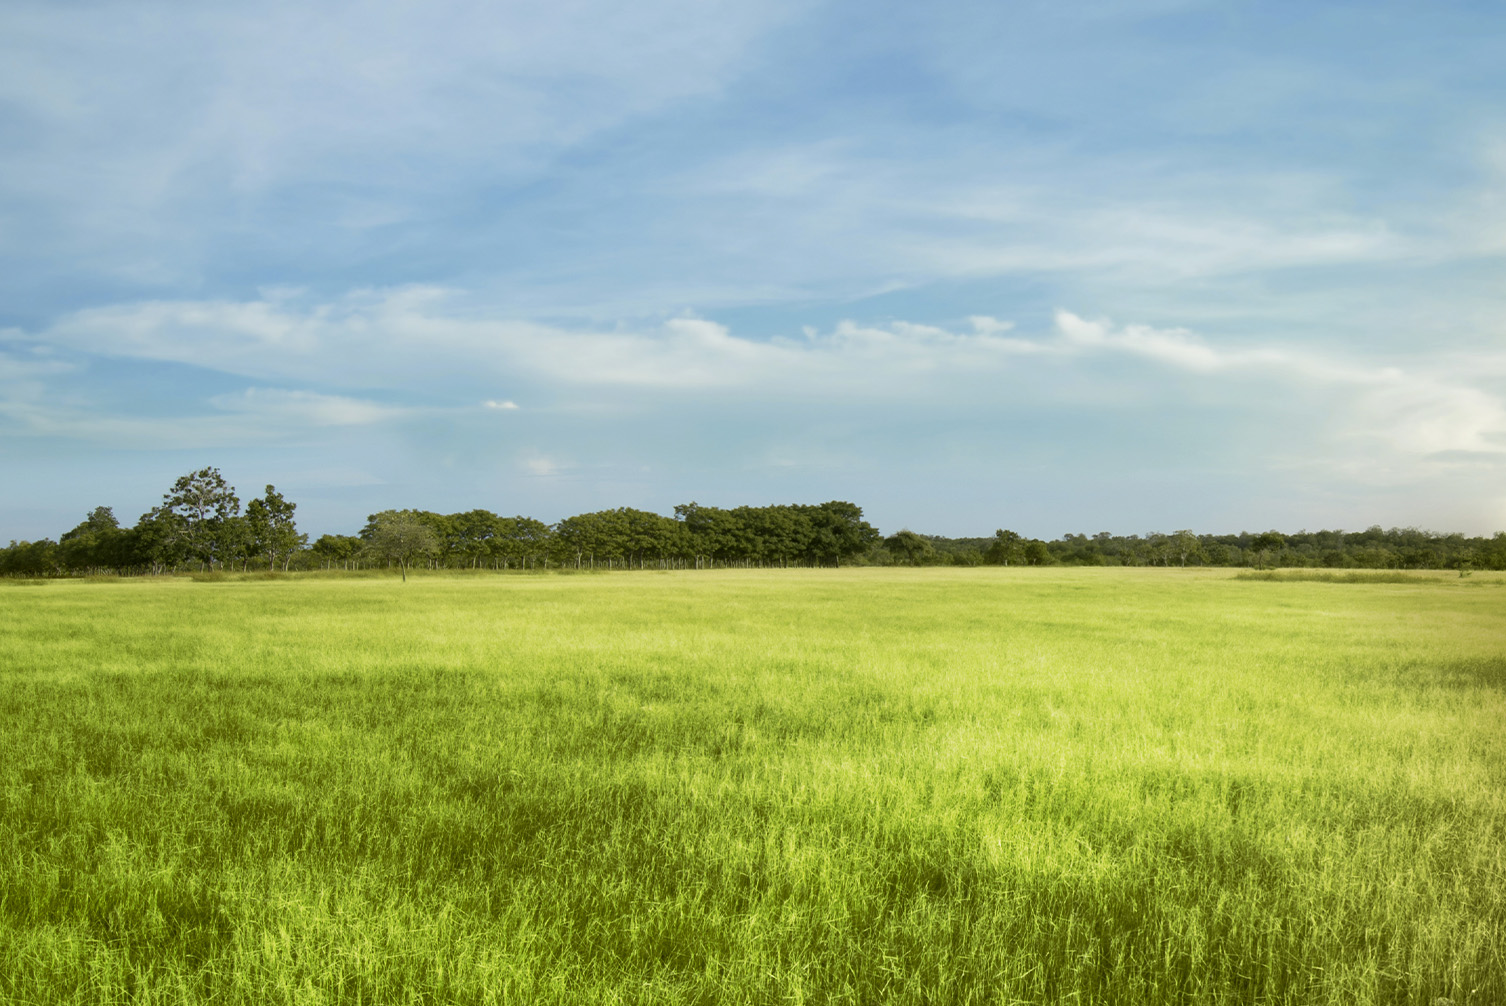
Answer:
[363,510,439,582]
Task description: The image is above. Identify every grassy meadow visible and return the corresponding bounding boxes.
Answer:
[1,568,1503,1005]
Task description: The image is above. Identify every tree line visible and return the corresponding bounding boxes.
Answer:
[0,468,882,577]
[891,527,1506,572]
[3,466,1504,576]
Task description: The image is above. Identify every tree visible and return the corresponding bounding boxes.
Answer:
[311,533,361,570]
[1169,529,1204,567]
[245,485,303,570]
[215,515,250,572]
[985,529,1024,566]
[362,510,439,581]
[884,529,933,566]
[61,506,119,541]
[500,517,551,569]
[161,467,241,568]
[1250,531,1285,570]
[553,512,607,569]
[1,538,60,576]
[132,507,188,574]
[59,506,123,572]
[450,509,500,568]
[750,506,813,568]
[800,501,879,566]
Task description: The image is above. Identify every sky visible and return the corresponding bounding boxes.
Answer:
[2,0,1504,541]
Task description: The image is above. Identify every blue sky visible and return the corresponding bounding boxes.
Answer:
[2,0,1503,540]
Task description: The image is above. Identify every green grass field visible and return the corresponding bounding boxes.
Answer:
[1,568,1502,1005]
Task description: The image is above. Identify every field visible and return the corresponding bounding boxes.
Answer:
[1,568,1503,1005]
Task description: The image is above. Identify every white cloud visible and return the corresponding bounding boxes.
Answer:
[0,402,274,450]
[521,454,567,477]
[913,197,1402,284]
[1050,310,1506,459]
[0,374,402,447]
[1349,383,1506,458]
[16,289,1506,475]
[29,290,1039,394]
[672,141,1410,298]
[208,388,402,427]
[968,316,1015,336]
[0,343,73,381]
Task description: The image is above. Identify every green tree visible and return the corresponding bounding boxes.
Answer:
[245,485,303,570]
[131,507,188,574]
[800,501,879,567]
[362,511,439,582]
[1250,531,1285,570]
[311,534,361,570]
[985,529,1024,566]
[0,538,60,576]
[215,515,251,572]
[1022,539,1052,566]
[884,529,933,566]
[1169,529,1204,567]
[59,506,123,572]
[489,516,550,569]
[162,467,241,569]
[450,509,500,568]
[62,506,119,540]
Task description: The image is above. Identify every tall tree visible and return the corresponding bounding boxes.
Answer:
[161,467,241,568]
[245,485,303,570]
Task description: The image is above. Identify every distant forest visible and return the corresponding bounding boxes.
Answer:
[4,467,1504,576]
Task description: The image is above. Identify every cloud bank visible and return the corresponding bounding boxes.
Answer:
[10,292,1503,471]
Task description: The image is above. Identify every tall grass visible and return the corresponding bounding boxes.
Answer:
[1231,570,1480,584]
[1,569,1502,1004]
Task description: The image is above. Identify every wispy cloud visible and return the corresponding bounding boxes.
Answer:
[0,369,404,448]
[1051,310,1506,459]
[18,289,1506,467]
[521,453,568,478]
[208,388,404,427]
[28,292,1045,393]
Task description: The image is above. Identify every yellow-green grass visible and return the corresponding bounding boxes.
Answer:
[1,569,1502,1005]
